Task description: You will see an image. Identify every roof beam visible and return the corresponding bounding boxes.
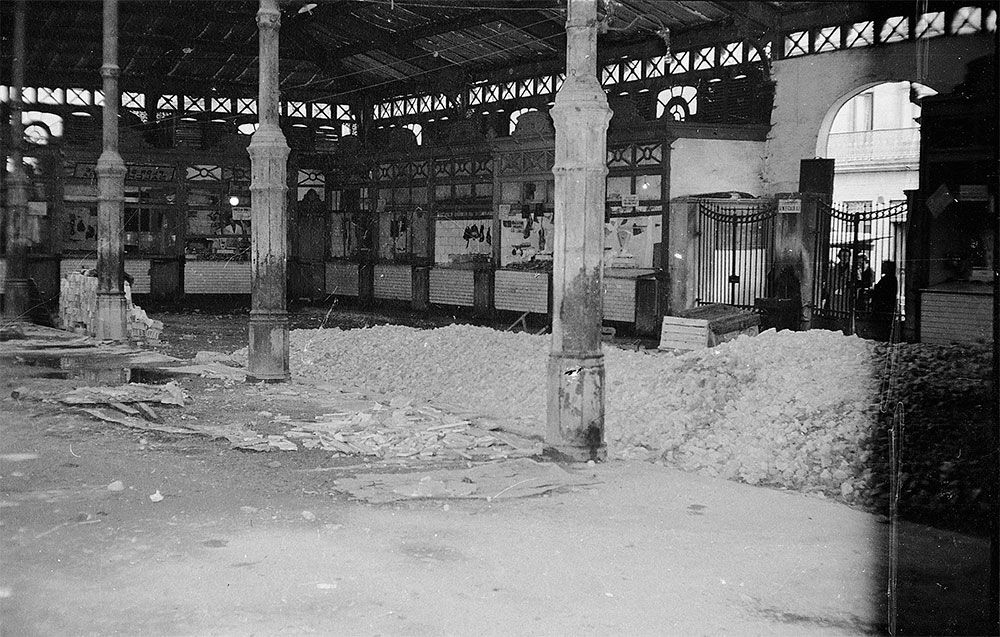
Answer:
[318,10,499,61]
[711,1,779,34]
[494,8,565,52]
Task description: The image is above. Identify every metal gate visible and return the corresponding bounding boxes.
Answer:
[811,200,908,335]
[694,200,777,309]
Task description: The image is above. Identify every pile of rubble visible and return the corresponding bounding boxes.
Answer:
[59,271,162,342]
[234,324,880,502]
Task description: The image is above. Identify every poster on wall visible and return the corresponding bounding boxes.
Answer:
[604,215,661,269]
[66,205,97,244]
[500,205,553,266]
[434,216,492,265]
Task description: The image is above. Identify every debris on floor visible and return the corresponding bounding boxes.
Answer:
[233,324,880,502]
[157,351,247,382]
[232,398,543,460]
[332,458,597,503]
[54,381,202,435]
[58,381,189,408]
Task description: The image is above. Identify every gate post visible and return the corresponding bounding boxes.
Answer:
[773,193,822,330]
[666,197,698,313]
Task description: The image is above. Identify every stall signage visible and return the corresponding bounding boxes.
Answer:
[777,198,801,214]
[621,194,640,209]
[72,163,175,182]
[231,206,251,221]
[957,185,988,202]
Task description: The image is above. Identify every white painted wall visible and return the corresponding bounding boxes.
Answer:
[670,138,765,197]
[833,170,917,206]
[763,35,994,193]
[828,81,923,134]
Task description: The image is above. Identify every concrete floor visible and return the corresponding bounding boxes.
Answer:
[0,406,991,636]
[0,311,993,636]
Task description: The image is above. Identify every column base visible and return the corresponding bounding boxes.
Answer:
[545,351,606,462]
[95,292,128,341]
[2,278,33,323]
[247,309,289,382]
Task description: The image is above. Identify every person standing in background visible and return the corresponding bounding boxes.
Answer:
[870,260,898,341]
[854,253,874,312]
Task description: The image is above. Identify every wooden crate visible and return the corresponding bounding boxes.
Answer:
[659,304,760,351]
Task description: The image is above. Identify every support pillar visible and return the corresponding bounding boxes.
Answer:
[247,0,290,381]
[95,0,127,341]
[2,0,31,323]
[546,0,612,461]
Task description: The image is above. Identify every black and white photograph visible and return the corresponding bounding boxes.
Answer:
[0,1,997,634]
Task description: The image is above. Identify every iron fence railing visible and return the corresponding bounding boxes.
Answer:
[812,200,908,335]
[694,201,777,310]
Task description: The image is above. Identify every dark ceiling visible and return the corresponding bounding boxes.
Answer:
[0,1,968,104]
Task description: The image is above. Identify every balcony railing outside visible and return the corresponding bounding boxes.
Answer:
[826,127,920,165]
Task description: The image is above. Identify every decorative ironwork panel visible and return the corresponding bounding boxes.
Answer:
[915,11,945,38]
[784,31,809,56]
[880,16,910,43]
[669,51,689,74]
[952,7,983,34]
[694,201,777,310]
[692,47,715,70]
[298,169,324,186]
[635,144,662,166]
[235,98,256,115]
[846,21,875,47]
[814,26,840,52]
[720,42,742,66]
[607,146,631,168]
[122,92,145,109]
[66,88,90,106]
[811,200,909,334]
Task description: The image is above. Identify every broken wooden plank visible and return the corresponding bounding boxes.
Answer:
[110,402,140,416]
[78,408,197,436]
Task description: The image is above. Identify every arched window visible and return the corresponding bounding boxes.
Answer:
[509,108,536,134]
[655,86,697,120]
[404,123,423,146]
[22,110,63,138]
[24,123,50,145]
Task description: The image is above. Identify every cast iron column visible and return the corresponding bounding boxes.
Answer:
[247,0,290,381]
[546,0,612,461]
[2,0,31,323]
[95,0,128,340]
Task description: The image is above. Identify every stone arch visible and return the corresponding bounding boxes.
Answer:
[763,35,994,193]
[813,80,937,158]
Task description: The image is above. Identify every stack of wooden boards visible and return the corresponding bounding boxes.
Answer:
[658,303,760,351]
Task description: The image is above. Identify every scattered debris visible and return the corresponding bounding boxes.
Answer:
[193,350,244,368]
[332,458,598,504]
[156,362,247,382]
[301,510,316,521]
[78,408,196,436]
[59,382,189,408]
[233,398,543,460]
[0,453,39,462]
[316,583,337,590]
[107,480,125,492]
[149,491,164,503]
